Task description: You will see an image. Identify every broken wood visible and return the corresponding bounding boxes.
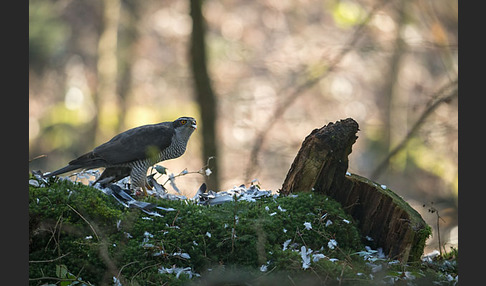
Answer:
[280,118,430,263]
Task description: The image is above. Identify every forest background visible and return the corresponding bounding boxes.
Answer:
[29,0,458,254]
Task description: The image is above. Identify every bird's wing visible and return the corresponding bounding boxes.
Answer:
[91,123,175,165]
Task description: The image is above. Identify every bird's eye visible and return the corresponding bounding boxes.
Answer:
[180,120,187,125]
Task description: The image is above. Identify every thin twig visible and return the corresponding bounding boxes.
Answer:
[162,169,203,186]
[171,210,180,227]
[75,265,86,283]
[131,263,160,284]
[287,275,297,286]
[310,267,324,284]
[338,262,346,286]
[423,202,447,256]
[29,154,47,163]
[29,252,71,263]
[117,261,139,282]
[159,157,215,186]
[45,215,63,253]
[29,277,77,282]
[66,204,100,241]
[436,212,443,256]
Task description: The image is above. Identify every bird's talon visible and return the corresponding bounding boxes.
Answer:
[141,186,148,196]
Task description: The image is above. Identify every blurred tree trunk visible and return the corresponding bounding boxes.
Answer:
[116,0,141,133]
[376,1,406,179]
[92,0,121,144]
[189,0,220,191]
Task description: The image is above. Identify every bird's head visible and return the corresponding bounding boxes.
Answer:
[173,117,197,135]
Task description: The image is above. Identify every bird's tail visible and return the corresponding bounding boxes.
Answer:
[43,164,81,178]
[43,151,106,178]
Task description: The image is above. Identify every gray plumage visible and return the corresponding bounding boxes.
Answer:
[44,117,197,192]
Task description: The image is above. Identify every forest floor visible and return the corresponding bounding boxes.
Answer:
[29,173,458,285]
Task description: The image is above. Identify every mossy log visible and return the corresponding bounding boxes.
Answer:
[280,118,430,263]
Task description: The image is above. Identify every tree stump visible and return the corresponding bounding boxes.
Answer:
[280,118,431,263]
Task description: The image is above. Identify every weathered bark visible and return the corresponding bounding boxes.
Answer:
[281,118,359,195]
[280,118,430,263]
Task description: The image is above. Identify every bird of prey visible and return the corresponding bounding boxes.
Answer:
[44,117,197,195]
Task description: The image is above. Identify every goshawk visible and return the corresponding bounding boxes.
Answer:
[44,117,197,194]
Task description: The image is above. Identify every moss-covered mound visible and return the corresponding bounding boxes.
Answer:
[29,177,457,285]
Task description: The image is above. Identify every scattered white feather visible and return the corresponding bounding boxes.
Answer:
[173,252,191,259]
[300,246,312,269]
[205,168,212,176]
[303,222,312,230]
[168,173,182,194]
[422,250,440,263]
[283,239,292,251]
[29,179,40,187]
[328,239,338,250]
[152,251,165,257]
[113,276,122,286]
[312,253,326,262]
[143,231,154,238]
[159,266,200,279]
[156,206,176,212]
[166,224,180,229]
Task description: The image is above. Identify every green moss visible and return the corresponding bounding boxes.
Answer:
[29,176,451,285]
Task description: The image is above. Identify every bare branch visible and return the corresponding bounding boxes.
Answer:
[370,77,458,180]
[245,0,392,181]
